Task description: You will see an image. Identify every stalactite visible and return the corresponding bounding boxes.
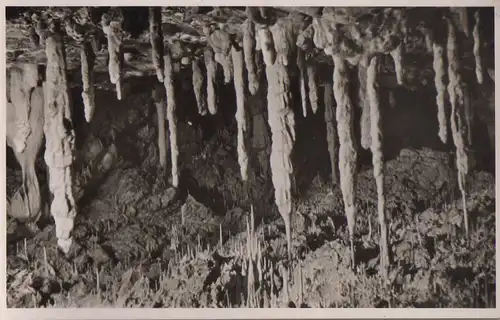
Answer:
[149,7,164,82]
[204,47,218,115]
[297,48,308,117]
[359,56,371,150]
[323,81,338,184]
[102,16,124,100]
[192,59,208,116]
[390,44,404,85]
[242,19,259,95]
[257,27,276,66]
[81,41,96,122]
[232,46,250,181]
[7,64,38,154]
[264,19,295,260]
[446,18,469,238]
[43,33,77,254]
[473,11,484,84]
[207,29,233,84]
[367,56,389,280]
[164,49,179,188]
[332,55,357,268]
[152,82,167,171]
[433,42,448,144]
[306,63,319,114]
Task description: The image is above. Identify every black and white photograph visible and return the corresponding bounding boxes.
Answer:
[3,4,497,311]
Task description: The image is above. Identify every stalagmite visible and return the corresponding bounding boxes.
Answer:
[323,81,338,184]
[367,56,389,280]
[81,41,96,122]
[164,49,179,188]
[242,19,259,95]
[6,72,44,225]
[332,56,357,268]
[297,48,308,117]
[43,33,77,254]
[192,59,208,116]
[102,14,124,100]
[390,44,404,85]
[306,63,319,114]
[359,57,371,149]
[7,64,39,154]
[149,7,164,82]
[473,11,484,84]
[231,46,250,181]
[264,19,296,260]
[433,42,448,144]
[446,19,470,238]
[204,47,218,115]
[152,82,168,170]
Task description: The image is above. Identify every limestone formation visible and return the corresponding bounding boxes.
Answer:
[43,33,77,254]
[323,81,338,184]
[264,18,296,260]
[473,11,483,84]
[149,7,164,82]
[81,41,96,122]
[232,46,250,181]
[102,13,124,100]
[433,42,448,144]
[207,29,233,83]
[164,48,180,188]
[390,44,404,85]
[152,82,168,171]
[242,19,259,95]
[332,56,357,268]
[367,56,389,280]
[192,59,208,116]
[359,57,371,150]
[446,18,469,237]
[297,48,309,117]
[204,47,218,115]
[306,63,319,114]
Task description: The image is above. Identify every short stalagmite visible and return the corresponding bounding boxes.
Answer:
[81,41,96,122]
[242,19,259,95]
[473,11,483,84]
[43,33,77,254]
[446,19,470,238]
[102,16,124,100]
[307,63,319,114]
[232,46,250,181]
[192,59,208,116]
[332,56,357,268]
[390,44,404,85]
[297,48,308,117]
[152,82,168,170]
[204,47,218,115]
[367,56,389,280]
[264,19,296,260]
[433,42,448,144]
[149,7,164,82]
[358,57,371,149]
[164,49,180,188]
[323,81,338,184]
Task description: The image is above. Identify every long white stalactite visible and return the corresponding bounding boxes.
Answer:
[433,41,448,144]
[152,83,168,171]
[323,80,338,184]
[43,33,77,254]
[446,18,470,238]
[204,47,218,115]
[306,63,319,114]
[102,16,124,100]
[332,56,357,268]
[367,56,389,280]
[231,46,250,181]
[149,7,164,82]
[242,19,259,95]
[359,56,371,150]
[473,11,484,84]
[297,48,308,117]
[81,41,96,122]
[164,49,179,188]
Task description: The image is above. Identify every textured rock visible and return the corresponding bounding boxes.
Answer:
[149,7,164,82]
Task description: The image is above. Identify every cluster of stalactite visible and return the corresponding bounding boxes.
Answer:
[6,64,44,225]
[43,31,77,254]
